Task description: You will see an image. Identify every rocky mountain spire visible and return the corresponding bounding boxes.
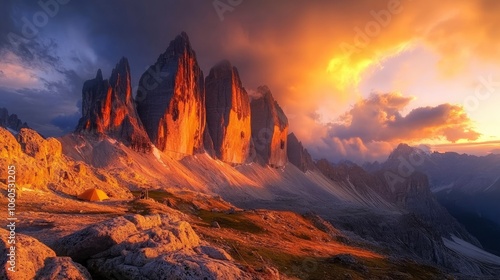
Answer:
[75,57,151,152]
[287,133,315,172]
[205,60,251,164]
[250,86,288,167]
[0,107,29,132]
[136,32,206,158]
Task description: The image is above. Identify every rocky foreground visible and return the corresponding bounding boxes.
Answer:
[2,30,500,279]
[1,185,453,280]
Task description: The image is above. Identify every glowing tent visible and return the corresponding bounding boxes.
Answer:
[77,188,109,202]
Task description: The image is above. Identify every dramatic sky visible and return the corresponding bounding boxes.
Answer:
[1,0,499,162]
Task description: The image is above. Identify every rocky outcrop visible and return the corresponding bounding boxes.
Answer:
[205,60,251,164]
[76,57,151,152]
[54,214,252,280]
[0,228,91,280]
[287,133,315,172]
[250,86,288,167]
[373,170,482,248]
[0,127,131,199]
[136,32,206,158]
[0,107,28,132]
[316,157,490,275]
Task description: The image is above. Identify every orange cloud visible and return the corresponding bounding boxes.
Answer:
[327,92,480,143]
[312,92,480,162]
[211,0,499,156]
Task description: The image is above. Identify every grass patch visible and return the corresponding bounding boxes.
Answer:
[217,239,372,280]
[197,210,264,234]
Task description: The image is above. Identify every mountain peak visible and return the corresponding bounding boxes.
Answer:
[95,69,103,81]
[163,32,194,58]
[212,59,233,71]
[115,57,130,72]
[109,56,131,89]
[256,85,271,98]
[0,107,29,132]
[388,143,418,160]
[76,57,151,152]
[136,32,205,156]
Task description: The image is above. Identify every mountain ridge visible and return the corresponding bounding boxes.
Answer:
[5,31,499,278]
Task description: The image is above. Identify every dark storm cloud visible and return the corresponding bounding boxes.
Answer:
[1,0,498,162]
[0,0,271,136]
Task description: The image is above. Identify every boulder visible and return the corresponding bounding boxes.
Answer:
[36,257,92,280]
[57,214,253,279]
[53,216,138,263]
[0,228,90,280]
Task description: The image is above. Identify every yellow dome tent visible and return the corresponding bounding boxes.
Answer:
[77,188,109,202]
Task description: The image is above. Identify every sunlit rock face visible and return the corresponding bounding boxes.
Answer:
[250,86,288,167]
[205,60,251,164]
[287,133,315,172]
[0,127,131,199]
[76,57,151,152]
[136,32,206,158]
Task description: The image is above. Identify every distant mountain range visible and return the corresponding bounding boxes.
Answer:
[364,143,500,256]
[2,32,499,278]
[0,107,29,133]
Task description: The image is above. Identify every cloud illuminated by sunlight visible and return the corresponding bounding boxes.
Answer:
[326,55,373,91]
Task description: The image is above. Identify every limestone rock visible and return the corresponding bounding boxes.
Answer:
[287,132,315,172]
[250,86,288,167]
[0,127,131,199]
[53,216,138,263]
[198,245,233,261]
[205,60,252,164]
[56,214,252,279]
[0,228,90,280]
[36,257,92,280]
[17,128,62,161]
[136,32,206,158]
[76,57,151,152]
